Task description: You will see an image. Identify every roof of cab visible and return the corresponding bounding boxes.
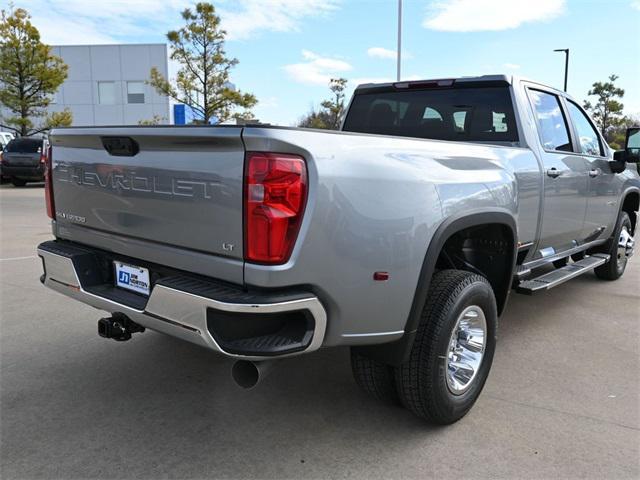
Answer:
[353,73,575,102]
[354,74,512,92]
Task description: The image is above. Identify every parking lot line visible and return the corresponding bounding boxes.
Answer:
[0,255,38,262]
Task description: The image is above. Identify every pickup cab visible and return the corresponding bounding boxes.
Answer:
[38,75,639,424]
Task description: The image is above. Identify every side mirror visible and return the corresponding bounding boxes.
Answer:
[611,127,640,173]
[611,151,626,173]
[624,127,640,163]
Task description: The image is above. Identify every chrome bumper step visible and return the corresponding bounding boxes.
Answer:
[515,253,610,295]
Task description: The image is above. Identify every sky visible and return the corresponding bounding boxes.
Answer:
[3,0,640,125]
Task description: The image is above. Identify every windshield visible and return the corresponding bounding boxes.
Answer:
[5,138,42,154]
[343,86,519,145]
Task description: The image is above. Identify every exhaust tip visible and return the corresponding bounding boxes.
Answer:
[231,360,260,389]
[231,360,277,389]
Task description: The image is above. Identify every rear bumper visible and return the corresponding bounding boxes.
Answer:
[1,164,44,180]
[38,240,327,360]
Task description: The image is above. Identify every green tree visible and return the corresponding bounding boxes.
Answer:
[148,2,256,124]
[321,78,348,130]
[138,114,166,126]
[583,74,625,143]
[297,77,348,130]
[297,106,331,129]
[0,6,71,136]
[608,115,639,151]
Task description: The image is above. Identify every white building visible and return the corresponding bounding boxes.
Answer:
[1,43,171,131]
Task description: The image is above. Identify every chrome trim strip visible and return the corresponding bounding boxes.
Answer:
[38,248,327,361]
[517,241,534,250]
[341,330,404,338]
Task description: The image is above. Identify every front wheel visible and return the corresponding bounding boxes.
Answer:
[595,211,634,281]
[395,270,497,424]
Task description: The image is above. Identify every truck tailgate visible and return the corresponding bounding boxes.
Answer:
[50,127,245,269]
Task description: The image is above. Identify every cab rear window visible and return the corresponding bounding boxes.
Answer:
[343,86,519,145]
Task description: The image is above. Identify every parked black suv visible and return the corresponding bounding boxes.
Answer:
[1,137,45,187]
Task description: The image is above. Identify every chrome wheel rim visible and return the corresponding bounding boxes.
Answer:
[617,226,634,270]
[446,306,487,396]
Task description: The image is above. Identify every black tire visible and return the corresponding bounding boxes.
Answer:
[350,349,399,405]
[553,257,568,269]
[11,178,27,187]
[395,270,497,424]
[595,211,632,281]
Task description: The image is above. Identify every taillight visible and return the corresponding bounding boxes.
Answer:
[244,152,307,264]
[44,145,55,219]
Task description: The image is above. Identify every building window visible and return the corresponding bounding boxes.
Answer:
[98,82,116,105]
[127,82,145,104]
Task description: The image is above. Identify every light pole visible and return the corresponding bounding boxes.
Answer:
[554,48,569,92]
[397,0,402,81]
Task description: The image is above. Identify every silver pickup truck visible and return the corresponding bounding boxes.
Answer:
[38,75,639,424]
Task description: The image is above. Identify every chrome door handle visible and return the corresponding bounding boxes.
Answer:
[546,168,561,178]
[589,168,601,178]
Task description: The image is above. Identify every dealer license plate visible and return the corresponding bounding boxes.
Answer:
[114,262,150,296]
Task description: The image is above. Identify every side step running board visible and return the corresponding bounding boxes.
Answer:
[515,253,610,295]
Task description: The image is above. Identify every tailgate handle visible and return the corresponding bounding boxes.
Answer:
[101,137,139,157]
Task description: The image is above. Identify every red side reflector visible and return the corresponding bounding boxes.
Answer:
[373,271,390,281]
[244,152,307,264]
[44,145,55,219]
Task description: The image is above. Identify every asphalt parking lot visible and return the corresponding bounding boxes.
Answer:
[1,183,639,479]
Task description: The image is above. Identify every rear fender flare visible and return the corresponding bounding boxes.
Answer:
[354,210,517,366]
